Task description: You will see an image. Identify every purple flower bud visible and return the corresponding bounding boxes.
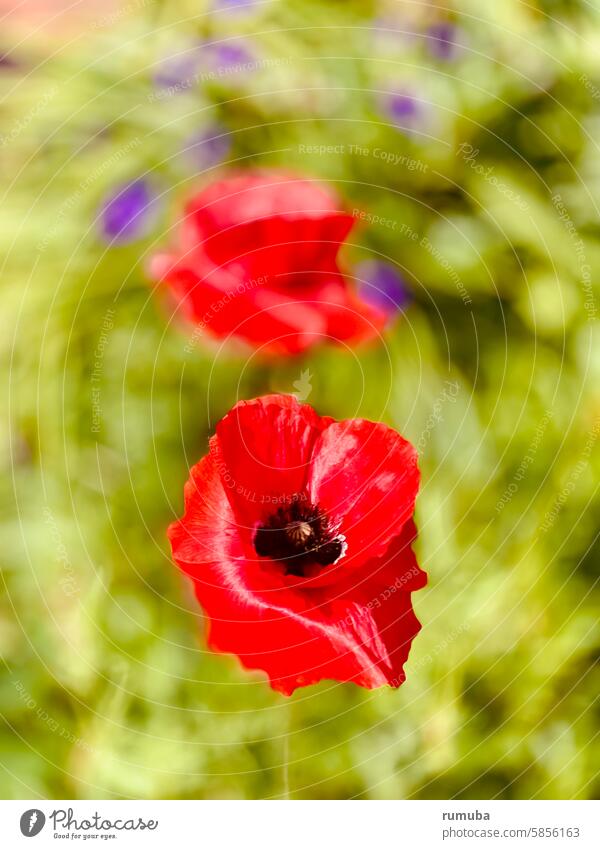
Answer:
[383,90,427,136]
[355,260,411,318]
[387,91,421,121]
[98,179,160,245]
[426,22,459,61]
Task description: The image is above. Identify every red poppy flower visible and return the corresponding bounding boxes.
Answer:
[169,394,426,695]
[150,171,385,354]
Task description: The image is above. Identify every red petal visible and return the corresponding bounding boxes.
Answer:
[181,519,425,695]
[213,395,332,529]
[168,452,244,572]
[182,172,354,277]
[308,419,419,570]
[232,288,328,353]
[154,250,330,354]
[298,275,386,344]
[185,171,341,233]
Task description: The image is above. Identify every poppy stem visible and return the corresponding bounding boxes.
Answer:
[282,733,290,800]
[281,696,292,799]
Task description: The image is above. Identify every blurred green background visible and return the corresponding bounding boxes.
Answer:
[1,0,599,799]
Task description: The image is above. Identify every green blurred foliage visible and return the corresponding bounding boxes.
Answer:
[1,0,599,799]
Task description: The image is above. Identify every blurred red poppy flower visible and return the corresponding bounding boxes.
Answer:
[150,171,385,354]
[169,394,426,695]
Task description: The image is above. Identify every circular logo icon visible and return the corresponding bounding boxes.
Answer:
[20,810,45,837]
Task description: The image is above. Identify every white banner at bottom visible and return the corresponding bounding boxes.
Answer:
[0,800,597,849]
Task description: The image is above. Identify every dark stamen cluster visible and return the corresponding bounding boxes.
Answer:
[254,499,345,577]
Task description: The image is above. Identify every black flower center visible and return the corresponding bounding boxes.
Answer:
[253,499,345,577]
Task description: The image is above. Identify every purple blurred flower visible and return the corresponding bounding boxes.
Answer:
[98,179,160,245]
[387,91,421,120]
[426,22,459,61]
[204,40,255,73]
[384,90,426,135]
[182,124,231,172]
[212,0,257,10]
[355,260,411,318]
[153,39,256,95]
[153,41,204,91]
[0,50,19,71]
